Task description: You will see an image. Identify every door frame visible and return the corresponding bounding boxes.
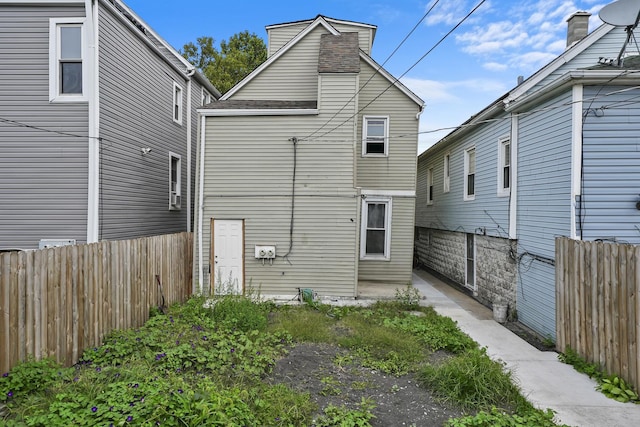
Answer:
[210,218,245,295]
[465,232,477,294]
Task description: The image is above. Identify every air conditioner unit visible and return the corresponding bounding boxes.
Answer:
[39,239,76,249]
[170,192,180,207]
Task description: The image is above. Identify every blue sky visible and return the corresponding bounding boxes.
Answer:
[125,0,608,153]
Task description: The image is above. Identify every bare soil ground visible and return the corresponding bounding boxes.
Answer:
[268,342,466,427]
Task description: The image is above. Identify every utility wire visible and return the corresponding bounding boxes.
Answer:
[0,117,102,141]
[302,0,487,143]
[304,0,442,141]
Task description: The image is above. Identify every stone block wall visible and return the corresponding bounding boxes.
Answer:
[415,227,517,318]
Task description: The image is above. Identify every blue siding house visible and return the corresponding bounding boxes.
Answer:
[0,0,219,250]
[415,12,640,339]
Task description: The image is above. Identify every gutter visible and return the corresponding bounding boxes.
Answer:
[85,0,100,243]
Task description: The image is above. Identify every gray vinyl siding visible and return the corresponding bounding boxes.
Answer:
[358,197,415,284]
[198,74,359,296]
[415,114,511,235]
[356,62,420,191]
[267,23,308,56]
[0,4,89,250]
[516,91,573,339]
[580,86,640,244]
[199,112,358,297]
[97,4,188,240]
[233,26,329,100]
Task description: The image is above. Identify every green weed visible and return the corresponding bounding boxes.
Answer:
[418,347,530,412]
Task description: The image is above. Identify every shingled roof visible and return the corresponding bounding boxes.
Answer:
[202,100,317,109]
[318,33,360,74]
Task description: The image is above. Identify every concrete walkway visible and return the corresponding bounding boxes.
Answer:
[411,270,640,427]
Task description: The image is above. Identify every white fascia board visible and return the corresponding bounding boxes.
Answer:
[360,189,415,197]
[504,69,640,113]
[417,99,504,161]
[505,24,614,103]
[198,109,318,116]
[222,16,340,100]
[359,54,423,107]
[99,0,187,80]
[99,0,192,71]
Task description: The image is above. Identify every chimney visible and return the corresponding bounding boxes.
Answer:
[566,11,591,47]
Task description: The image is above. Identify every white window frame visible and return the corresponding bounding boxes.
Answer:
[201,87,211,106]
[426,167,434,205]
[497,135,511,197]
[464,147,476,201]
[169,152,181,210]
[443,153,450,193]
[173,82,183,124]
[362,116,389,157]
[360,196,392,260]
[49,18,86,102]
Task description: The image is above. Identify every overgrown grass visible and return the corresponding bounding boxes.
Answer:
[1,295,567,426]
[418,347,530,412]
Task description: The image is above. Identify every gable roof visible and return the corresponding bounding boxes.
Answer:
[221,15,423,107]
[419,22,623,157]
[101,0,221,98]
[265,15,377,44]
[504,23,614,105]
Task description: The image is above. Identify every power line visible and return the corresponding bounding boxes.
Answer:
[302,0,488,143]
[304,0,442,141]
[0,117,102,141]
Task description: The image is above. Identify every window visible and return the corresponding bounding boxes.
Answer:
[360,197,391,260]
[498,136,510,197]
[362,116,389,156]
[49,18,85,101]
[426,167,434,205]
[169,152,181,210]
[464,147,476,200]
[173,83,183,124]
[201,88,211,106]
[443,153,450,193]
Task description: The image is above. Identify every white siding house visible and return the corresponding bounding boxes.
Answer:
[415,13,640,339]
[194,16,423,298]
[0,0,219,250]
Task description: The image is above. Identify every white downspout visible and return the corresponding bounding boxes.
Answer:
[186,68,194,232]
[197,114,207,293]
[570,84,584,240]
[85,0,100,243]
[508,114,518,239]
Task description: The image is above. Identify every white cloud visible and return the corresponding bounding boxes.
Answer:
[424,1,470,26]
[484,62,508,71]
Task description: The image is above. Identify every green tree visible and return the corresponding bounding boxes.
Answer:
[182,31,267,95]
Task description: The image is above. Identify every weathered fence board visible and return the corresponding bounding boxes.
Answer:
[0,233,193,373]
[556,237,640,393]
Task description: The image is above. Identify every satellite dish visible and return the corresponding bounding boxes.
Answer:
[599,0,640,26]
[598,0,640,66]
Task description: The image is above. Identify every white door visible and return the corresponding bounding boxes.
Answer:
[212,219,244,295]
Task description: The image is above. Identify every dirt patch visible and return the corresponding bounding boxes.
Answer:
[268,342,465,426]
[503,321,557,352]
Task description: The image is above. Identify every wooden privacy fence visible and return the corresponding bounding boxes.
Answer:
[0,232,193,373]
[556,237,639,392]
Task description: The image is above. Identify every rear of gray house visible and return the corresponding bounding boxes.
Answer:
[415,13,640,339]
[194,16,423,298]
[0,0,218,250]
